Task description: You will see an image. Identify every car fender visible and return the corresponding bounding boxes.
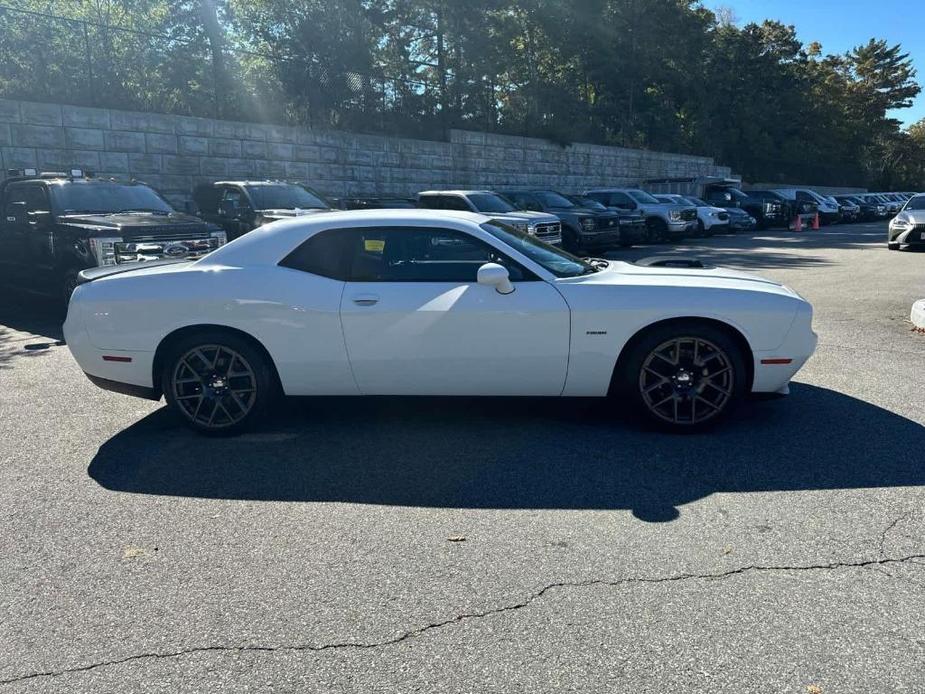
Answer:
[555,282,802,397]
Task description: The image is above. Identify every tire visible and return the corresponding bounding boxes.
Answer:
[649,218,669,243]
[615,322,747,433]
[562,227,582,255]
[62,269,81,309]
[160,330,276,435]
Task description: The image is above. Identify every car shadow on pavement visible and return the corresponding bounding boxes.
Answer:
[88,383,925,522]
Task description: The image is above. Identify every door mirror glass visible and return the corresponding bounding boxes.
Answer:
[477,262,514,294]
[5,201,27,225]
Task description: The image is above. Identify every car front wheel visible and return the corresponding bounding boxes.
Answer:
[617,323,747,432]
[161,331,275,435]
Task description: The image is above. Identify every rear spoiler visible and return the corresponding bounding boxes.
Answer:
[77,259,190,284]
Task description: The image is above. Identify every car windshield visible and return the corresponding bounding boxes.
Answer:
[480,221,597,278]
[246,184,329,210]
[628,190,660,204]
[536,191,574,208]
[468,193,517,213]
[50,181,174,214]
[572,197,606,210]
[904,196,925,210]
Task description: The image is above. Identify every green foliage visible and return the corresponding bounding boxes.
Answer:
[0,0,922,188]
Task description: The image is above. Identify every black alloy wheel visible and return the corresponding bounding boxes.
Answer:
[617,323,746,432]
[162,331,275,434]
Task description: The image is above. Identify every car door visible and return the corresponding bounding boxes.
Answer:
[1,182,48,286]
[219,185,252,238]
[338,225,571,396]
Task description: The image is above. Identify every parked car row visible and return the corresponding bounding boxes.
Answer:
[1,167,918,306]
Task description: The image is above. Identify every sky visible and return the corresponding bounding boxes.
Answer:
[705,0,924,128]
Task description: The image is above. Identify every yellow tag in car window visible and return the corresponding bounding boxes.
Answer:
[364,239,385,253]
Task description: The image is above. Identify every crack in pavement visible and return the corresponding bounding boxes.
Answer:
[878,512,914,557]
[3,553,924,687]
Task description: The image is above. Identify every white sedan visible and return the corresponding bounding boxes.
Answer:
[64,210,816,433]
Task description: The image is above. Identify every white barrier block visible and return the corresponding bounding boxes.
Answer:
[912,299,925,329]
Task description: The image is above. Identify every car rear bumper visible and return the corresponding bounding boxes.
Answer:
[63,292,156,394]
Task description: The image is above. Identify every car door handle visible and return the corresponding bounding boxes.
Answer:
[351,294,380,306]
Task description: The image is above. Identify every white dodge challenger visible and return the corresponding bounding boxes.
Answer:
[64,210,816,434]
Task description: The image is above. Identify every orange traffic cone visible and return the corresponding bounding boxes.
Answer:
[812,213,820,230]
[793,214,803,232]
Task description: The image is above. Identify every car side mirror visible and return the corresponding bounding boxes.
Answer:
[27,210,52,229]
[5,201,27,225]
[477,262,514,295]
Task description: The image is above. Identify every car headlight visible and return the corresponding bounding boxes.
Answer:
[210,230,227,246]
[88,236,122,266]
[710,211,721,218]
[891,218,910,229]
[668,210,682,222]
[580,218,596,231]
[511,221,528,233]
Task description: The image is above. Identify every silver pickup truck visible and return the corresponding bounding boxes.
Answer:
[417,190,562,246]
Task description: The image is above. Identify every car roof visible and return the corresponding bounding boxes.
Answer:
[212,180,301,186]
[417,190,496,196]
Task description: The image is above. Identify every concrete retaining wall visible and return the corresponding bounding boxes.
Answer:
[0,99,732,207]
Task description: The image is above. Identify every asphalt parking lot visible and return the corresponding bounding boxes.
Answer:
[1,221,924,693]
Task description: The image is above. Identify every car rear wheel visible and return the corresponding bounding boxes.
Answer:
[161,331,275,435]
[616,323,747,432]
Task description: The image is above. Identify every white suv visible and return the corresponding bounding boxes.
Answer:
[417,190,562,245]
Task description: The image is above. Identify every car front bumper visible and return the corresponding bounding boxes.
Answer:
[752,304,817,393]
[889,225,925,246]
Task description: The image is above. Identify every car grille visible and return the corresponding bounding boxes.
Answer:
[532,221,562,241]
[600,217,620,229]
[114,233,221,263]
[681,208,697,221]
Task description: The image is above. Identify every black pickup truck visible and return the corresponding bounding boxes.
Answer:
[0,169,226,305]
[500,189,647,253]
[192,180,332,240]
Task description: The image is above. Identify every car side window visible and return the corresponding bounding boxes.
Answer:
[607,192,632,206]
[221,186,247,209]
[440,196,470,211]
[342,227,533,283]
[279,229,350,280]
[6,183,49,213]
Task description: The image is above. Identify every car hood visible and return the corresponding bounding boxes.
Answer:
[564,260,800,299]
[493,211,560,224]
[724,207,751,218]
[58,211,211,230]
[258,207,331,220]
[894,210,925,225]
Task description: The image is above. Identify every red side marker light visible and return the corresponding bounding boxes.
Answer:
[760,358,793,365]
[102,355,133,363]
